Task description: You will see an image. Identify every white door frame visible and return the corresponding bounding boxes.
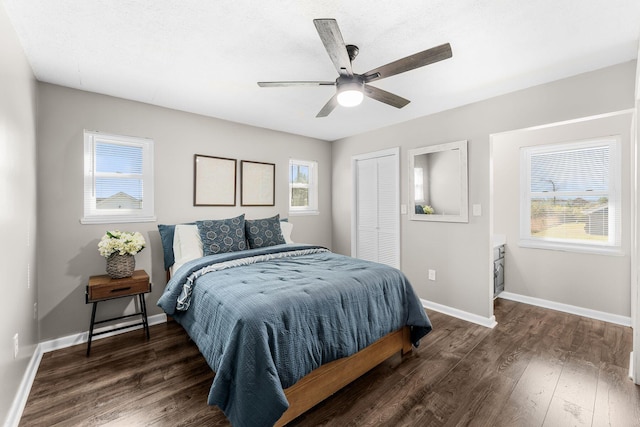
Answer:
[633,98,639,384]
[633,45,639,384]
[351,147,400,266]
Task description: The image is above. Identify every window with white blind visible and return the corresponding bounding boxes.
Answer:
[519,137,621,254]
[289,159,318,215]
[82,130,155,224]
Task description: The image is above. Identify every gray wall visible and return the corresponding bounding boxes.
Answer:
[332,61,636,321]
[36,83,332,341]
[0,4,38,425]
[493,112,632,316]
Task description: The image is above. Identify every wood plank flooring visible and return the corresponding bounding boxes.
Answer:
[19,299,640,426]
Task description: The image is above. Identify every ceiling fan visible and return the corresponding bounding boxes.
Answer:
[257,19,452,117]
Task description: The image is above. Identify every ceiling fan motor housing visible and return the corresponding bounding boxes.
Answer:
[336,75,365,107]
[337,74,364,89]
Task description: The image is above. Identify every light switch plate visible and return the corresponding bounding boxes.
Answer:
[472,204,482,216]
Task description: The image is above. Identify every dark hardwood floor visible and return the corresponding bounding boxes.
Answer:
[19,299,640,426]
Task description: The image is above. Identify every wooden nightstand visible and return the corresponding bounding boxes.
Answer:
[85,270,151,356]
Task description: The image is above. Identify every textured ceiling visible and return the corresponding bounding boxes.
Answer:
[3,0,640,141]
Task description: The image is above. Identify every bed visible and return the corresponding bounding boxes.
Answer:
[157,215,432,427]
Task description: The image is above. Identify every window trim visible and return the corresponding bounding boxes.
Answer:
[81,130,156,224]
[519,136,622,255]
[288,158,319,216]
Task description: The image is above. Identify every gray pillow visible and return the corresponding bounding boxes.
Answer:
[197,214,247,256]
[158,222,195,270]
[245,214,286,249]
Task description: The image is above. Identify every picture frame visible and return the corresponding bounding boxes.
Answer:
[193,154,237,206]
[241,160,275,206]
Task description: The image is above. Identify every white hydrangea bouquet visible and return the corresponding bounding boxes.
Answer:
[98,230,146,257]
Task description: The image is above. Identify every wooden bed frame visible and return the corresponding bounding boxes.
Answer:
[276,326,412,426]
[165,271,413,425]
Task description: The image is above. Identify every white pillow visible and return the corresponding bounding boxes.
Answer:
[280,221,294,244]
[172,224,204,273]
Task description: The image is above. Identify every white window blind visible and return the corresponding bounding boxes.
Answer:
[520,137,621,254]
[82,131,155,224]
[289,159,318,215]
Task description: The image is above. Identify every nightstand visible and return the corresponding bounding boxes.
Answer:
[85,269,151,356]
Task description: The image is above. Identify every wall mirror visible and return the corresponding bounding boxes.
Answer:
[409,140,468,223]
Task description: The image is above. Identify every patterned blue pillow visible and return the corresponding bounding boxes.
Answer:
[245,214,286,249]
[197,214,247,255]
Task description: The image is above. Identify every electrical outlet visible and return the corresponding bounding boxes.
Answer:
[33,302,38,320]
[13,333,19,359]
[428,269,436,281]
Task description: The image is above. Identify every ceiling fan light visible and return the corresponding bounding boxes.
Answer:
[337,89,364,107]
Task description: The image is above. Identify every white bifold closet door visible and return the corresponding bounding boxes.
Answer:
[353,148,399,269]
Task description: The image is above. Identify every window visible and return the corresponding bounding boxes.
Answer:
[520,137,621,254]
[289,159,318,215]
[82,130,155,224]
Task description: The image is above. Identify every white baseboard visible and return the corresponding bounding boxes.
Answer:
[4,344,43,427]
[5,313,167,427]
[39,313,167,353]
[421,299,497,329]
[498,292,631,327]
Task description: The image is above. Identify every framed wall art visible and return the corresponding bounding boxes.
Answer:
[241,160,275,206]
[193,154,237,206]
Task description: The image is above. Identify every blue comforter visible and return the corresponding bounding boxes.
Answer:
[157,244,432,427]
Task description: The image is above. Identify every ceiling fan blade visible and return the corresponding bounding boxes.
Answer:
[313,19,353,77]
[364,85,410,109]
[363,43,452,83]
[316,94,339,117]
[258,81,335,87]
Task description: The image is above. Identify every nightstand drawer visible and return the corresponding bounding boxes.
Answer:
[89,279,149,300]
[87,270,150,302]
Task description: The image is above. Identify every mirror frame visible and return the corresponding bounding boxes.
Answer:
[408,140,469,223]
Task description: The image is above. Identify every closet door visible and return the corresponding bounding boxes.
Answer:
[376,154,400,268]
[355,157,379,263]
[352,148,400,269]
